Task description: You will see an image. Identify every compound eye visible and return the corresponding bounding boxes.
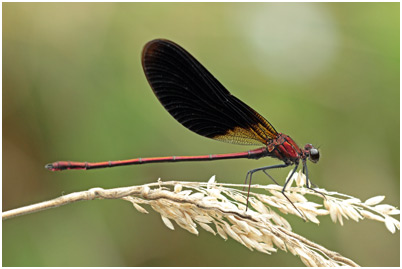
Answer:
[309,148,320,163]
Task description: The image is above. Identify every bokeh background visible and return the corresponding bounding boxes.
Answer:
[3,2,399,266]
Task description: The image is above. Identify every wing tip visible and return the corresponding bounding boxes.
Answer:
[142,38,180,73]
[142,38,179,58]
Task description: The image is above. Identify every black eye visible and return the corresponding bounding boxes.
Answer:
[309,148,320,163]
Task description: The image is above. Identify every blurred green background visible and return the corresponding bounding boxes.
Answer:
[3,2,399,267]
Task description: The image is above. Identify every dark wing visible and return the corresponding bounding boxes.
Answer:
[142,39,278,146]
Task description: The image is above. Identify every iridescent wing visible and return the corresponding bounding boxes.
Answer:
[142,39,278,146]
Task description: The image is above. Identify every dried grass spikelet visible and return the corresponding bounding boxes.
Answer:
[3,170,399,266]
[120,170,399,267]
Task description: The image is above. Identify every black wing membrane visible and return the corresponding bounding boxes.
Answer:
[142,39,278,146]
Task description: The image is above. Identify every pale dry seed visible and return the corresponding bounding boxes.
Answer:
[161,215,175,230]
[127,172,398,266]
[174,184,182,193]
[198,222,216,235]
[364,195,385,206]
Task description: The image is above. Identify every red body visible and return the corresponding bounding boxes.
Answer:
[266,133,302,165]
[46,133,304,171]
[45,39,319,173]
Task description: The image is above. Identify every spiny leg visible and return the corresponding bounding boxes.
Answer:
[243,163,289,210]
[243,163,311,219]
[302,161,317,188]
[281,163,307,220]
[262,170,279,185]
[244,163,288,188]
[303,160,326,200]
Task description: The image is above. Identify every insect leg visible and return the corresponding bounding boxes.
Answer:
[303,160,326,200]
[280,163,307,220]
[243,163,289,210]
